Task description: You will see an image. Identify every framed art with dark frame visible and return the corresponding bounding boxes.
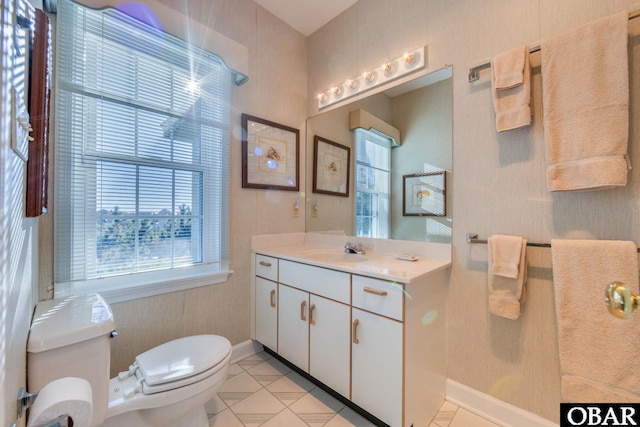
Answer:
[241,113,300,191]
[403,171,446,216]
[312,135,350,197]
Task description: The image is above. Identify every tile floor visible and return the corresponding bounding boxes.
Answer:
[206,350,500,427]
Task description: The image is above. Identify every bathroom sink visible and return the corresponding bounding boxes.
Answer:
[305,251,368,263]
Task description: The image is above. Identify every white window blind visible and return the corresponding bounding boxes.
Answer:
[354,128,390,239]
[54,0,231,298]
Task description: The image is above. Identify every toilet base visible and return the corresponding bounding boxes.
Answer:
[175,407,208,427]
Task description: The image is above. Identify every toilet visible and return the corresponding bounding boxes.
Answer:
[27,293,232,427]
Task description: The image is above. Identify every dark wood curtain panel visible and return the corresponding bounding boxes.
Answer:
[26,9,51,217]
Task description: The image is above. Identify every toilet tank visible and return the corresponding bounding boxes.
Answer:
[27,293,116,427]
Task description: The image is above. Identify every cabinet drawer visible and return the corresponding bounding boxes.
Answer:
[279,260,350,304]
[255,254,278,281]
[352,276,404,321]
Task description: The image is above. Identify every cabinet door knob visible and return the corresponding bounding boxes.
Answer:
[269,289,276,308]
[300,300,307,321]
[309,303,316,325]
[364,286,388,296]
[259,261,272,267]
[352,318,360,344]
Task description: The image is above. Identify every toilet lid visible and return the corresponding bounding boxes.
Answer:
[135,335,231,388]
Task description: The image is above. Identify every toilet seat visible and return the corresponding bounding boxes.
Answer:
[133,335,231,395]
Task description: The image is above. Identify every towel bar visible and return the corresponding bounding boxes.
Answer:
[467,9,640,83]
[605,282,639,319]
[466,233,640,252]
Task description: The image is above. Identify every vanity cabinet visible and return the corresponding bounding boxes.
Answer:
[278,260,351,397]
[252,250,448,427]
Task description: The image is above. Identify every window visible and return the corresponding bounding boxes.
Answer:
[354,128,391,239]
[54,0,231,302]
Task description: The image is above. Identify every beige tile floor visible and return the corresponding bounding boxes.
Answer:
[206,351,500,427]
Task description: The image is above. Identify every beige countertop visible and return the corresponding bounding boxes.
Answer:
[253,243,451,283]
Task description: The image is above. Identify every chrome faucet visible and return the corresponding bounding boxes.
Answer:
[344,242,366,254]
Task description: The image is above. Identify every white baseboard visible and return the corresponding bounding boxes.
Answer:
[446,379,558,427]
[230,339,262,364]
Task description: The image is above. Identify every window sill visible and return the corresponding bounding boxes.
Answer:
[54,264,233,304]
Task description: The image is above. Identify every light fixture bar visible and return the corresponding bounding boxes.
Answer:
[317,46,425,109]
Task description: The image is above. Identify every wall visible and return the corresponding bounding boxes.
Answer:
[1,0,39,424]
[37,0,307,375]
[308,0,640,423]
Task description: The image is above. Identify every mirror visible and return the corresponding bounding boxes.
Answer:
[305,66,453,243]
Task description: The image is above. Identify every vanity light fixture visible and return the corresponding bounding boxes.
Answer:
[316,46,425,109]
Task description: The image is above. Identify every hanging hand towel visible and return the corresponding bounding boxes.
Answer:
[541,11,630,191]
[551,239,640,402]
[487,235,527,320]
[491,45,532,132]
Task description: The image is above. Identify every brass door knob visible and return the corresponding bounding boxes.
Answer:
[605,282,640,319]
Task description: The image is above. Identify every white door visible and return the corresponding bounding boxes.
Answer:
[309,295,351,398]
[255,277,278,351]
[351,308,403,427]
[278,284,309,371]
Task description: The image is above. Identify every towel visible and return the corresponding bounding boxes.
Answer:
[551,239,640,402]
[541,11,630,192]
[491,45,532,132]
[488,235,527,320]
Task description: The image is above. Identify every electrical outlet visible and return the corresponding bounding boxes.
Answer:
[292,206,299,218]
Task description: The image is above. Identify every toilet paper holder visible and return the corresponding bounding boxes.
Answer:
[15,386,72,427]
[16,388,71,426]
[17,387,38,418]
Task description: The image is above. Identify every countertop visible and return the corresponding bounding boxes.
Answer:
[253,243,451,283]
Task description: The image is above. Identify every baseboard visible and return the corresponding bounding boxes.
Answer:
[446,379,559,427]
[230,339,262,364]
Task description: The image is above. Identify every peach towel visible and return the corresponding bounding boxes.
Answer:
[491,46,532,132]
[541,11,630,191]
[551,239,640,402]
[488,235,527,320]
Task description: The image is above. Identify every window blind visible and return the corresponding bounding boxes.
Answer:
[54,0,230,285]
[354,128,390,239]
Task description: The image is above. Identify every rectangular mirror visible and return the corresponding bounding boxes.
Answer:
[305,66,452,242]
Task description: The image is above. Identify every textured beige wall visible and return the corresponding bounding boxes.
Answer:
[2,0,39,425]
[308,0,640,423]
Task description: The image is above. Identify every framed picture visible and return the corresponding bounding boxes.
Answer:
[403,171,446,216]
[241,113,299,191]
[312,135,350,197]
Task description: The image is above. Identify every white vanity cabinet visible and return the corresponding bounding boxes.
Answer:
[278,260,351,398]
[251,248,448,427]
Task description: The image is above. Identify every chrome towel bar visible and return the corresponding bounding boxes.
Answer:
[466,233,640,252]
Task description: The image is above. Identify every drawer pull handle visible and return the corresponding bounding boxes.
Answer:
[259,261,272,267]
[269,289,276,308]
[309,303,316,325]
[300,300,307,322]
[364,286,388,296]
[352,319,360,344]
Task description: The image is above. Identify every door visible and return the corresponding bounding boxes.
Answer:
[255,277,278,351]
[309,295,351,397]
[278,284,309,371]
[351,307,403,427]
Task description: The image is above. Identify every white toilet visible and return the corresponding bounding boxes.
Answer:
[27,293,232,427]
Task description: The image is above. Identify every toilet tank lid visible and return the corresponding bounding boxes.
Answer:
[28,293,116,353]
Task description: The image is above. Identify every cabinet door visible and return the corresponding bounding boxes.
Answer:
[278,284,309,371]
[309,295,351,398]
[351,308,403,427]
[255,277,278,351]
